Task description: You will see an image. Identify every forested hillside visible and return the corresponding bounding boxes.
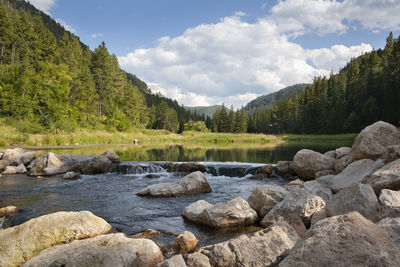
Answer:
[0,0,200,133]
[247,33,400,134]
[244,84,310,112]
[185,105,224,118]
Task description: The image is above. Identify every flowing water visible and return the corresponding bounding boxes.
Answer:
[0,140,352,247]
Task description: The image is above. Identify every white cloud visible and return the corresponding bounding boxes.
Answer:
[28,0,56,14]
[119,14,372,108]
[91,33,104,38]
[55,19,76,33]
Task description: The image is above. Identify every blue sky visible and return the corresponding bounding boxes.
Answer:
[29,0,400,107]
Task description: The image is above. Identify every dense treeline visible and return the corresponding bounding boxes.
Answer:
[210,105,247,133]
[247,33,400,134]
[0,0,201,133]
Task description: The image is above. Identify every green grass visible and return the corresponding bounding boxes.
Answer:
[281,133,357,142]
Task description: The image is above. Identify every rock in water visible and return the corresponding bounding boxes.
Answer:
[23,233,164,267]
[195,197,257,228]
[260,189,325,227]
[172,231,198,253]
[352,121,400,161]
[293,149,334,179]
[2,163,27,174]
[247,184,288,217]
[366,158,400,194]
[0,206,18,217]
[63,171,81,180]
[377,217,400,251]
[101,150,120,163]
[0,211,112,267]
[279,212,400,266]
[182,200,213,222]
[200,222,300,267]
[137,171,211,197]
[378,189,400,219]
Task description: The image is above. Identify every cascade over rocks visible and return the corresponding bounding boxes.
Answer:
[293,149,334,179]
[247,184,288,217]
[182,198,257,228]
[137,171,211,197]
[279,212,400,266]
[366,158,400,194]
[23,233,164,267]
[199,222,300,267]
[0,211,112,267]
[260,189,325,227]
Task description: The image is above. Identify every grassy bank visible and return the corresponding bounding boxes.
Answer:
[0,124,282,148]
[281,133,357,142]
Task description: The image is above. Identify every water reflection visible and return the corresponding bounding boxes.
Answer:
[33,139,353,163]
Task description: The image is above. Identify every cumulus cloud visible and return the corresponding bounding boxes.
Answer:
[91,33,104,38]
[28,0,56,14]
[119,13,372,108]
[55,19,76,33]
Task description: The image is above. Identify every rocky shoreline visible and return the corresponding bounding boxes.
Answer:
[0,120,400,266]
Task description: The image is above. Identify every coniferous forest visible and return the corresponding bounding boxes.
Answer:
[0,0,201,133]
[0,0,399,135]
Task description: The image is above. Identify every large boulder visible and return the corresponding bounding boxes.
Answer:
[378,189,400,219]
[352,121,400,161]
[29,153,79,176]
[172,231,198,254]
[157,255,186,267]
[293,149,334,179]
[23,233,164,267]
[185,253,211,267]
[325,183,379,222]
[2,163,27,174]
[0,211,112,267]
[320,158,384,193]
[276,161,295,177]
[80,155,112,174]
[137,171,211,197]
[366,158,400,194]
[200,222,300,267]
[183,198,257,228]
[182,200,213,222]
[2,148,26,163]
[303,180,332,202]
[334,146,353,173]
[377,217,400,251]
[280,212,400,266]
[247,184,288,217]
[260,189,325,227]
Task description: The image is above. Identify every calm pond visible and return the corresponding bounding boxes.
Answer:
[0,139,353,247]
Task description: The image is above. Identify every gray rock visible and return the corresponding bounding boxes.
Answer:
[182,200,213,222]
[2,148,25,162]
[63,171,81,180]
[315,170,334,178]
[352,121,400,161]
[24,233,164,267]
[29,153,79,176]
[2,163,27,174]
[324,150,335,158]
[260,189,325,227]
[378,189,400,219]
[334,153,353,173]
[0,160,9,171]
[200,222,300,267]
[247,184,288,217]
[0,211,112,267]
[325,183,379,221]
[80,156,112,174]
[334,146,351,159]
[366,158,400,194]
[293,149,334,179]
[101,150,120,163]
[195,198,257,228]
[257,164,273,176]
[377,217,400,251]
[280,212,400,267]
[137,171,212,197]
[157,255,186,267]
[185,253,211,267]
[325,159,384,192]
[284,179,304,192]
[303,180,332,202]
[276,161,295,176]
[172,231,198,254]
[384,145,400,163]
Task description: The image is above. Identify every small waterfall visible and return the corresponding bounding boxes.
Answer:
[113,162,166,174]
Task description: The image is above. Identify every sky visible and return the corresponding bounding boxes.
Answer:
[29,0,400,108]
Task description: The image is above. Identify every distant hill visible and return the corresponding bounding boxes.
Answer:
[185,105,226,118]
[245,84,310,112]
